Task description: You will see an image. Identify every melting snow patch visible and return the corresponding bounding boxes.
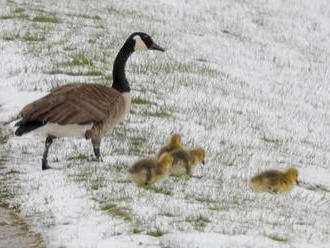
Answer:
[161,233,289,248]
[14,168,131,247]
[0,88,45,123]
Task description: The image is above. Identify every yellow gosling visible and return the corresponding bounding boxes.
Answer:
[249,167,299,194]
[129,153,174,185]
[157,134,183,158]
[170,147,205,177]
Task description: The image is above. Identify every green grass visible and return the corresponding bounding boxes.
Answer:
[5,169,20,175]
[0,174,14,206]
[133,227,143,234]
[160,212,176,217]
[0,130,9,144]
[14,8,25,14]
[0,156,16,206]
[101,204,132,221]
[0,14,29,20]
[3,33,46,42]
[45,70,102,76]
[66,13,101,20]
[148,186,172,196]
[267,234,288,242]
[67,154,90,161]
[90,176,105,191]
[262,136,282,145]
[192,195,218,205]
[32,16,60,23]
[147,229,164,237]
[0,8,28,20]
[141,109,171,118]
[131,61,219,77]
[186,215,211,229]
[47,53,102,77]
[100,75,113,84]
[128,136,147,155]
[132,97,154,105]
[64,53,94,67]
[106,6,137,17]
[22,34,46,42]
[75,171,90,182]
[74,170,105,190]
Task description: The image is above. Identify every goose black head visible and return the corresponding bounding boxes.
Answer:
[128,32,165,52]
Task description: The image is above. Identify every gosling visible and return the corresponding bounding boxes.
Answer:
[170,147,205,177]
[157,134,183,158]
[128,153,173,185]
[249,167,299,194]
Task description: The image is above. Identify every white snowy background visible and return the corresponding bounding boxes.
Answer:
[0,0,330,247]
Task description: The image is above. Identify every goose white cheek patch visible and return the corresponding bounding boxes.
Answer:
[133,35,148,51]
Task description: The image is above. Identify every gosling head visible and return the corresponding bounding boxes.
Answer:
[170,134,182,148]
[158,153,174,170]
[127,32,165,52]
[191,147,206,165]
[285,167,299,184]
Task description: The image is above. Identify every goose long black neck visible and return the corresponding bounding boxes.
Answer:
[112,41,133,93]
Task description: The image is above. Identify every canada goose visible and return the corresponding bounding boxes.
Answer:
[128,153,173,185]
[157,133,183,158]
[249,167,299,194]
[170,147,205,176]
[14,32,165,170]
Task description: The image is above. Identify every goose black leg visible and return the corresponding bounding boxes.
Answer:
[42,135,54,170]
[92,136,103,162]
[94,147,101,160]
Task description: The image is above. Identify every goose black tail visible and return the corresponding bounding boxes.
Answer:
[15,120,45,136]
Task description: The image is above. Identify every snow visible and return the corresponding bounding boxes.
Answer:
[0,0,330,247]
[0,88,45,122]
[17,169,118,248]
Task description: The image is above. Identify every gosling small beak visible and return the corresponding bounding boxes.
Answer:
[149,42,165,52]
[202,160,205,165]
[296,180,300,185]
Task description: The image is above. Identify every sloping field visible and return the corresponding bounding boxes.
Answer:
[0,0,330,247]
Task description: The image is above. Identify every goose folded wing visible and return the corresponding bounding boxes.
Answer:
[18,84,123,125]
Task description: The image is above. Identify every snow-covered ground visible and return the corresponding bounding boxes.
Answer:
[0,0,330,247]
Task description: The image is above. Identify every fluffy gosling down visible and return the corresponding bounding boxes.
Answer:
[157,134,183,158]
[129,153,174,185]
[249,168,299,194]
[170,147,205,177]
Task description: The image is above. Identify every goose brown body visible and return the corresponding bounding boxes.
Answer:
[17,83,130,138]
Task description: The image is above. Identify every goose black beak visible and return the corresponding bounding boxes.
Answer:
[149,42,165,52]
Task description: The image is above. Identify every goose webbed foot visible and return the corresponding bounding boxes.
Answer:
[42,158,52,170]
